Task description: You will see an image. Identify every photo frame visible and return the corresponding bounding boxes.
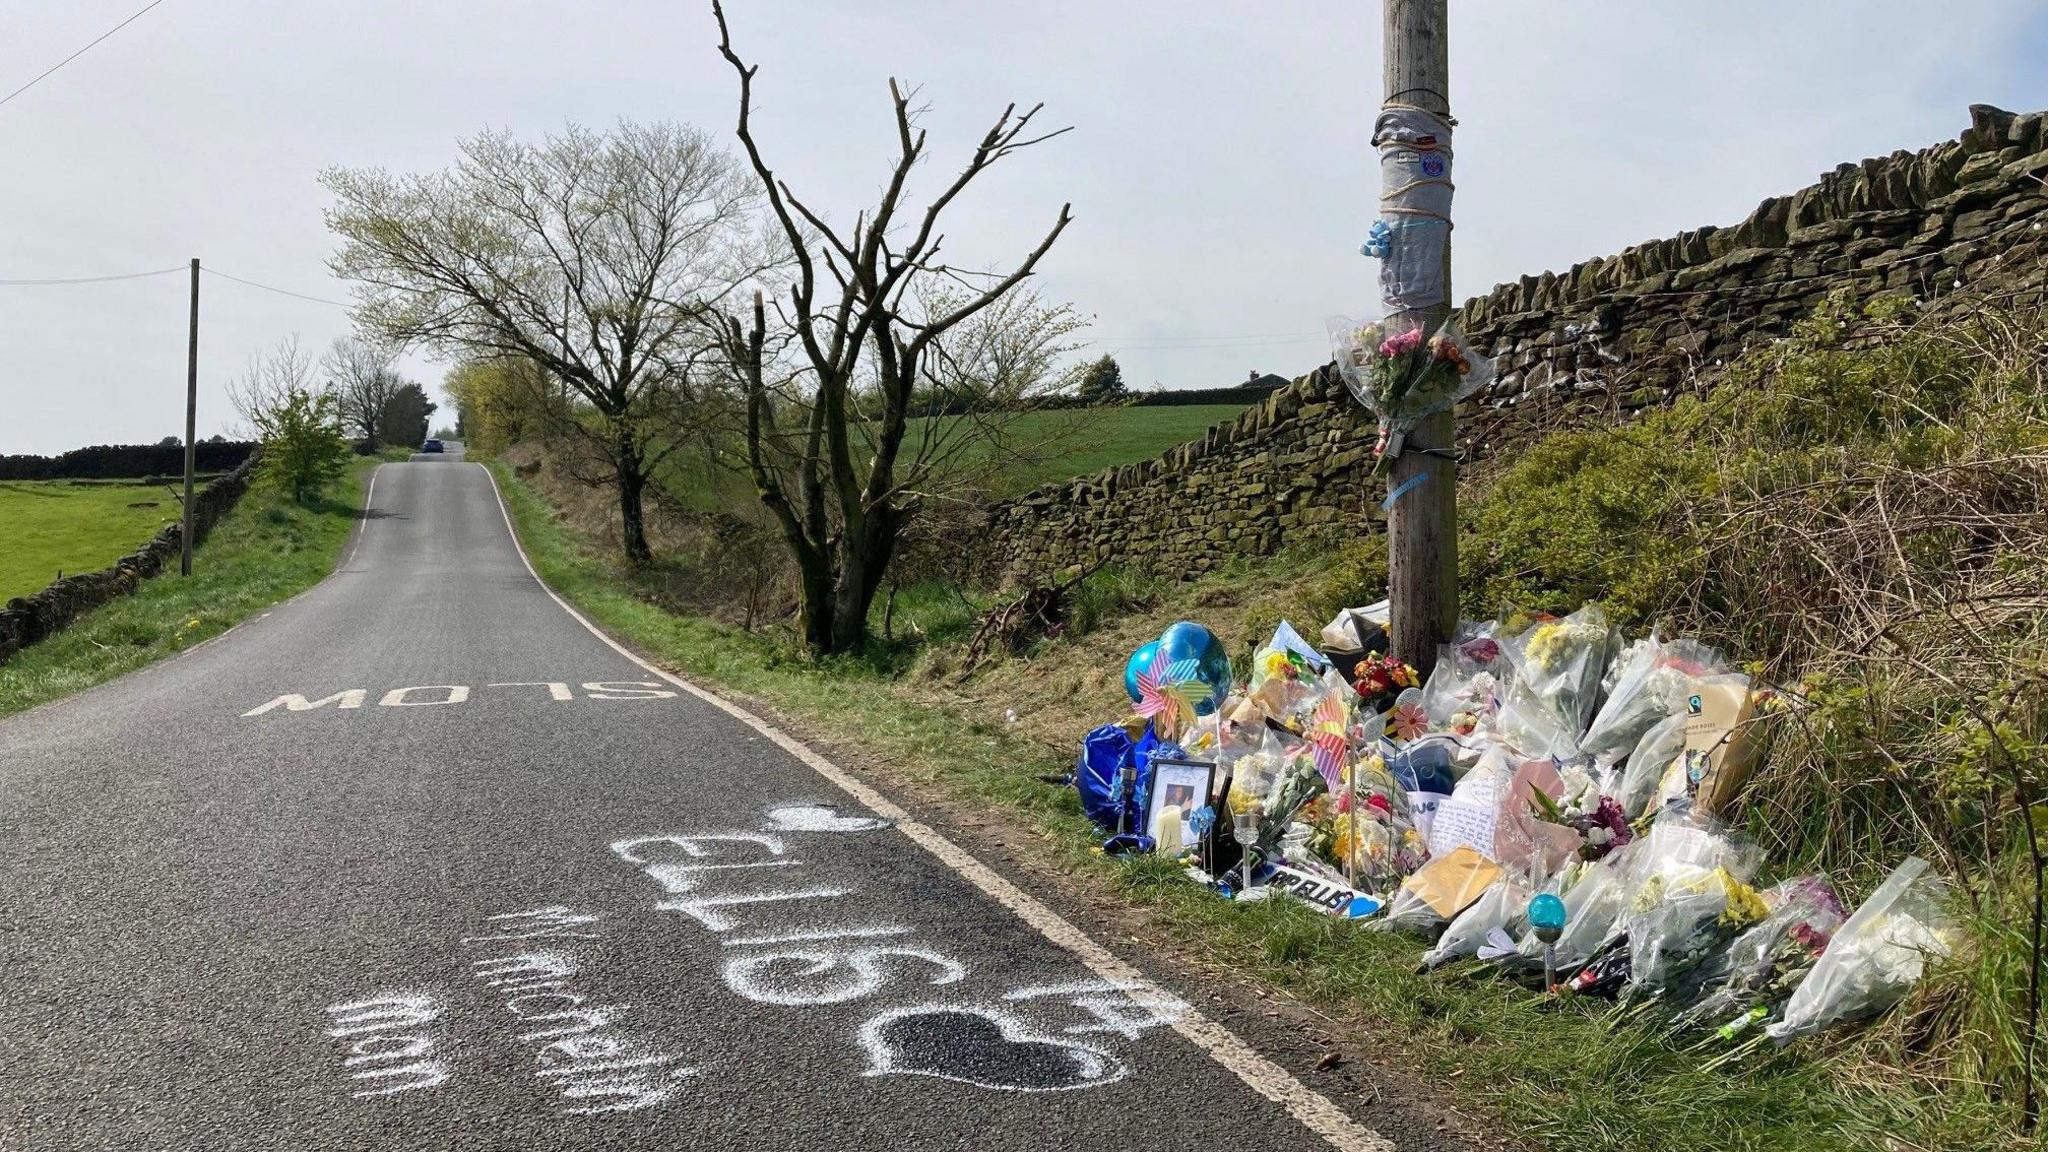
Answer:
[1144,757,1216,856]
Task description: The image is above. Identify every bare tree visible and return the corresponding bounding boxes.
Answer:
[322,337,404,447]
[226,335,320,433]
[227,336,351,504]
[710,2,1074,654]
[322,121,763,565]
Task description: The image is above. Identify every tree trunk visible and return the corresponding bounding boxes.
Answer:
[795,551,835,653]
[615,456,651,567]
[822,509,900,654]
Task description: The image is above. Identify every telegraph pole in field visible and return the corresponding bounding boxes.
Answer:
[1382,0,1456,674]
[181,257,199,576]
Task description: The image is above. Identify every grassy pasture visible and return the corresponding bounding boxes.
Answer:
[0,479,197,602]
[656,404,1251,514]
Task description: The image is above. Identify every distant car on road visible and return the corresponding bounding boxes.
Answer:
[421,439,444,454]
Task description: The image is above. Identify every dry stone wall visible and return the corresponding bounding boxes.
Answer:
[0,454,260,663]
[988,105,2048,582]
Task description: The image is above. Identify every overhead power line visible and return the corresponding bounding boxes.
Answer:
[0,0,172,111]
[0,264,186,286]
[1080,334,1325,349]
[3,261,1308,345]
[201,267,350,308]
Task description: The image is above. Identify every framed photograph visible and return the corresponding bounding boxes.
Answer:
[1145,758,1216,851]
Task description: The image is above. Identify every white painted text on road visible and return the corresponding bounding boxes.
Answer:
[243,681,676,717]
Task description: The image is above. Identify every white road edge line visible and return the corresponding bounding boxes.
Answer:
[343,463,385,570]
[477,462,1392,1152]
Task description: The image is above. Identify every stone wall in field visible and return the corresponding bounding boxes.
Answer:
[985,105,2048,582]
[0,454,259,664]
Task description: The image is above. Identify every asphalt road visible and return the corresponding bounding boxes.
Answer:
[1,451,1414,1151]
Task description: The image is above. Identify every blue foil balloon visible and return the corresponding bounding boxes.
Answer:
[1158,620,1232,715]
[1123,640,1163,704]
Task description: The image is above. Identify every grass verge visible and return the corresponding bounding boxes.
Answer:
[0,454,391,719]
[488,458,1976,1152]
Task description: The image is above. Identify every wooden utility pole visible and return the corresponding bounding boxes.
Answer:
[1383,0,1456,675]
[180,258,199,577]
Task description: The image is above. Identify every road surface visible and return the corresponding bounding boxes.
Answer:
[1,453,1417,1150]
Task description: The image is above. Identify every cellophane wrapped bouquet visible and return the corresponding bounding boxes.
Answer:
[1582,633,1727,776]
[1620,809,1769,996]
[1419,629,1509,738]
[1223,726,1327,856]
[1495,604,1617,759]
[1615,713,1688,821]
[1767,857,1958,1044]
[1328,316,1494,466]
[1308,751,1428,892]
[1671,874,1848,1036]
[1248,632,1330,730]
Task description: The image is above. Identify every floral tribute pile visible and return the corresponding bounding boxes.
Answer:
[1073,604,1959,1053]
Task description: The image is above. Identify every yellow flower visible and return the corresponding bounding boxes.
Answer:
[1720,871,1769,928]
[1258,650,1295,682]
[1226,784,1262,815]
[1525,620,1605,672]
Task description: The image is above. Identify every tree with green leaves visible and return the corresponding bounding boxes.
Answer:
[1075,354,1126,405]
[444,357,564,456]
[322,121,763,564]
[229,339,351,505]
[376,383,437,448]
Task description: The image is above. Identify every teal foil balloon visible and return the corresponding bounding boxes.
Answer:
[1158,620,1231,715]
[1123,640,1163,703]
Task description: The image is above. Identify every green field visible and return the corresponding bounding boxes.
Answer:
[659,404,1249,513]
[987,404,1251,493]
[0,458,386,718]
[0,479,193,602]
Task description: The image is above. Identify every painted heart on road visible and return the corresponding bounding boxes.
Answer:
[858,1005,1129,1093]
[762,804,892,834]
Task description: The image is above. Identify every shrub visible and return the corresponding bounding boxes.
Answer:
[254,386,352,506]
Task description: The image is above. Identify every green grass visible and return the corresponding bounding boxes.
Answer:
[0,478,202,602]
[971,404,1251,494]
[0,457,383,719]
[487,457,1955,1152]
[656,404,1249,514]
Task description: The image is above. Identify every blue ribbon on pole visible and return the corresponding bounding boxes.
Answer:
[1382,472,1426,511]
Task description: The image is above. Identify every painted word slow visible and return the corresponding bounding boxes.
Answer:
[466,906,697,1116]
[243,681,675,717]
[322,993,451,1098]
[610,803,1185,1093]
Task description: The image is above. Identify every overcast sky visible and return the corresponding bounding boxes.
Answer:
[3,1,2045,454]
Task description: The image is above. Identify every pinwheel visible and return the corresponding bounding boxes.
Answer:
[1309,692,1351,791]
[1135,647,1209,738]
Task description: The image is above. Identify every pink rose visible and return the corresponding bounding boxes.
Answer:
[1377,328,1423,359]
